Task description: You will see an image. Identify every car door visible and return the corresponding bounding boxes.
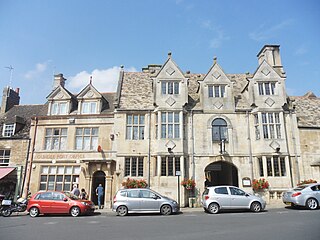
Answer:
[50,192,69,214]
[126,189,141,211]
[311,184,320,203]
[139,189,161,211]
[37,192,53,213]
[229,187,251,209]
[212,187,230,209]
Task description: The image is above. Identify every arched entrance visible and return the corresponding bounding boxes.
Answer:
[91,171,106,206]
[204,161,238,187]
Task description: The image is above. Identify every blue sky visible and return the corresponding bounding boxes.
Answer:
[0,0,319,104]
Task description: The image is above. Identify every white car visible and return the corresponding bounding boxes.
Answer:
[202,186,266,214]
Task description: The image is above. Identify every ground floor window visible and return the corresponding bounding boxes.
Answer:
[161,156,180,176]
[124,157,144,177]
[39,165,80,191]
[258,156,286,177]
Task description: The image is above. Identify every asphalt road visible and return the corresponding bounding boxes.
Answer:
[0,208,319,240]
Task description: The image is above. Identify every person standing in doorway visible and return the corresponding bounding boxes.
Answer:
[96,184,104,209]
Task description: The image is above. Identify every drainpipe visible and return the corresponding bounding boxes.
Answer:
[290,111,300,184]
[23,117,38,198]
[283,112,294,187]
[148,110,151,187]
[191,110,195,179]
[21,138,31,196]
[247,111,254,181]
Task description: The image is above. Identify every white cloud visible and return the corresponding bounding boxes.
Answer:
[295,45,307,55]
[249,19,293,41]
[200,20,230,49]
[24,61,51,79]
[67,66,137,93]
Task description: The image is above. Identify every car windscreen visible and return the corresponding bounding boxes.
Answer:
[64,191,79,200]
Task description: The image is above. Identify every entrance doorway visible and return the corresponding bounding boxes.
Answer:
[204,161,238,187]
[91,171,105,206]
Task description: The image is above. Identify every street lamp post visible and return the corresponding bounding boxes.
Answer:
[176,171,181,204]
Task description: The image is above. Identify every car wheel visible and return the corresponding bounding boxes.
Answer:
[1,208,12,217]
[29,207,39,218]
[70,206,81,217]
[160,204,172,215]
[117,205,128,216]
[208,203,219,214]
[306,198,318,210]
[250,202,262,212]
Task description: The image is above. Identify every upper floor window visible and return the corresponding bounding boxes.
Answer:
[51,102,67,115]
[212,118,228,141]
[81,102,97,114]
[2,124,15,137]
[161,81,179,95]
[126,114,145,140]
[45,128,67,150]
[262,113,281,139]
[258,82,276,95]
[161,156,180,176]
[161,112,180,139]
[208,85,226,98]
[75,127,98,150]
[0,149,10,166]
[124,157,144,177]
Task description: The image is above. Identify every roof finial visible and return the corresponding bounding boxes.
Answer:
[168,52,172,59]
[213,56,217,64]
[90,76,92,84]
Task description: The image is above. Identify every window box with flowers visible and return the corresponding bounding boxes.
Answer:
[297,179,317,186]
[122,178,148,189]
[181,178,196,190]
[252,178,270,191]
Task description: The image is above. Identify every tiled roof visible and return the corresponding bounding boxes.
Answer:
[0,104,48,138]
[290,92,320,128]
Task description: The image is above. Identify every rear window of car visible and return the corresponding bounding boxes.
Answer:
[293,185,308,191]
[214,187,228,195]
[203,188,209,195]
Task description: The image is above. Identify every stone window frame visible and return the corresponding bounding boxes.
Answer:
[81,101,98,114]
[124,157,144,177]
[261,112,281,139]
[0,149,10,166]
[75,127,99,150]
[44,128,68,151]
[39,165,80,191]
[208,85,226,98]
[161,156,180,176]
[160,112,180,139]
[161,81,180,95]
[258,82,276,96]
[50,101,68,115]
[126,114,145,140]
[258,156,286,177]
[211,118,228,142]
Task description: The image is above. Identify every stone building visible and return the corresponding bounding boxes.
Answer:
[24,44,319,207]
[0,87,46,200]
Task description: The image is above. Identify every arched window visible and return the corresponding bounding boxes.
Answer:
[212,118,228,141]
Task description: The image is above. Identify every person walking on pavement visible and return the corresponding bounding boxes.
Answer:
[72,184,80,197]
[96,184,104,209]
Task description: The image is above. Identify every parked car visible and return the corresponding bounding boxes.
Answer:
[112,188,180,216]
[201,186,266,214]
[27,191,95,217]
[282,183,320,210]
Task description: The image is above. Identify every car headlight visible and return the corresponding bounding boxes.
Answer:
[81,202,89,206]
[171,200,178,205]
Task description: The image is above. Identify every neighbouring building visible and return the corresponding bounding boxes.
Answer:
[18,45,319,207]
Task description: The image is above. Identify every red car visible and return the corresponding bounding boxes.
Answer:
[27,191,95,217]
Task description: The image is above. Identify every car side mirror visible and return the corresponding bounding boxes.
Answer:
[245,193,250,197]
[63,198,68,202]
[153,195,160,200]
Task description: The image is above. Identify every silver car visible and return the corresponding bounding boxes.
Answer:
[282,183,320,210]
[201,186,266,214]
[112,188,180,216]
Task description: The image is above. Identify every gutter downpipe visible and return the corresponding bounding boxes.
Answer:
[247,111,254,182]
[21,138,31,196]
[290,111,300,184]
[148,110,151,187]
[191,110,195,179]
[23,117,38,198]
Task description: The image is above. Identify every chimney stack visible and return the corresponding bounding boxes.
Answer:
[1,86,20,114]
[53,73,66,89]
[257,45,285,76]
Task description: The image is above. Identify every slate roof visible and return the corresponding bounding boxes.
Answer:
[117,71,250,110]
[0,104,48,138]
[290,92,320,128]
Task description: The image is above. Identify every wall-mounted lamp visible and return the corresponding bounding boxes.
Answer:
[110,134,115,141]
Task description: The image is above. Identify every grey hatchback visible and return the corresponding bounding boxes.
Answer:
[112,188,180,216]
[202,186,266,214]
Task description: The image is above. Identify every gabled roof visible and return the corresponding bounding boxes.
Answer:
[46,85,74,100]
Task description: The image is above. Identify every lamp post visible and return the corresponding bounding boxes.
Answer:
[176,171,181,204]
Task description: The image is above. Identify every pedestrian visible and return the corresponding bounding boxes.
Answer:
[71,184,80,197]
[95,183,104,209]
[80,188,87,200]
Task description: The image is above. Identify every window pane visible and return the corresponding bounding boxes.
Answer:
[174,113,179,123]
[265,83,270,95]
[76,128,83,135]
[258,83,264,95]
[208,86,213,97]
[139,127,144,140]
[267,158,272,176]
[139,115,145,124]
[75,137,83,150]
[133,115,138,124]
[161,82,166,94]
[65,167,72,174]
[214,86,219,97]
[131,158,137,176]
[83,137,90,150]
[174,82,179,94]
[273,157,280,176]
[168,82,173,94]
[174,124,180,138]
[168,112,173,123]
[126,126,132,140]
[133,126,138,140]
[91,137,98,150]
[280,158,286,176]
[221,86,225,97]
[57,166,64,174]
[258,158,264,177]
[168,157,173,176]
[161,158,166,176]
[168,124,173,138]
[125,158,130,176]
[161,124,166,138]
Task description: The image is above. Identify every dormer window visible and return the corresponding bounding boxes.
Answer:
[161,81,179,95]
[81,102,97,114]
[51,102,67,115]
[208,85,226,98]
[2,124,15,137]
[258,82,276,95]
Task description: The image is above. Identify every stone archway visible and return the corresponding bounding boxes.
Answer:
[91,171,106,206]
[204,161,238,187]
